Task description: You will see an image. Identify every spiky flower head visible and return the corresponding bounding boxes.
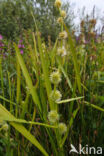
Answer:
[42,43,46,53]
[50,71,61,85]
[26,86,30,92]
[57,46,67,57]
[60,10,66,18]
[2,123,9,131]
[0,120,4,125]
[48,110,59,123]
[42,43,46,49]
[57,17,63,24]
[58,123,67,135]
[59,31,68,39]
[55,0,62,8]
[50,90,62,102]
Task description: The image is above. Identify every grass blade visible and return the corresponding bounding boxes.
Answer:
[84,101,104,112]
[63,23,82,93]
[0,104,48,156]
[57,96,84,104]
[14,43,41,112]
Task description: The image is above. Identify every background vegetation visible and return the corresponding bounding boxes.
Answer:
[0,0,73,41]
[0,0,104,156]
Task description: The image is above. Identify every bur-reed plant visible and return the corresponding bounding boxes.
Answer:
[0,0,104,155]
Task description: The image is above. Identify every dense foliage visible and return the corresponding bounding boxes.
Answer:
[0,0,104,155]
[0,0,73,41]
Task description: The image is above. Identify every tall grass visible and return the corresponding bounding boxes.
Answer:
[0,0,104,155]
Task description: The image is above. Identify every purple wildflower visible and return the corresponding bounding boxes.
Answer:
[20,49,24,54]
[0,39,4,51]
[18,44,22,48]
[0,43,4,47]
[84,40,89,45]
[18,39,25,54]
[19,40,23,43]
[0,35,3,40]
[0,48,2,51]
[21,45,25,48]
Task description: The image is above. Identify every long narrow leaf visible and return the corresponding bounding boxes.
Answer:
[64,23,82,93]
[84,101,104,112]
[60,108,79,148]
[57,96,84,104]
[0,104,48,156]
[58,59,73,92]
[14,44,41,112]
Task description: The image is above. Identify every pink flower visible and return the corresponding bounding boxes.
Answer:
[20,49,24,54]
[18,44,22,48]
[0,35,3,40]
[18,39,25,54]
[0,43,4,47]
[19,40,23,43]
[22,45,25,48]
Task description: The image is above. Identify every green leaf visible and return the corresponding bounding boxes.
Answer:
[84,101,104,112]
[60,108,79,148]
[36,30,53,110]
[51,38,58,66]
[58,59,73,92]
[14,43,41,112]
[97,80,104,83]
[0,95,17,107]
[63,23,82,93]
[16,60,21,117]
[57,96,84,104]
[0,104,48,156]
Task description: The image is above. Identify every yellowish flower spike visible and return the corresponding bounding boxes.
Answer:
[57,17,63,24]
[50,71,61,85]
[60,10,66,18]
[48,110,59,123]
[42,43,46,53]
[59,31,68,39]
[2,123,9,131]
[55,0,62,8]
[57,46,67,57]
[42,43,46,49]
[50,90,62,102]
[58,123,67,135]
